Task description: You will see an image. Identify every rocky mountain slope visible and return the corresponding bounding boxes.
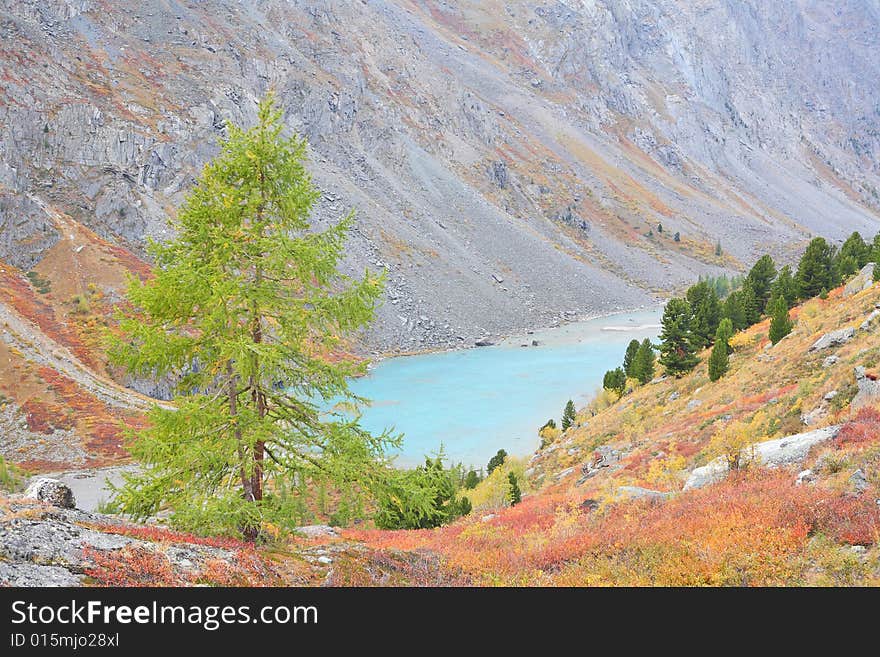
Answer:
[2,0,880,352]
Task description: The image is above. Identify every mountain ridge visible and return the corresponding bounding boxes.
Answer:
[2,0,879,352]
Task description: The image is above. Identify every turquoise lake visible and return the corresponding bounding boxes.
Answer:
[346,309,662,469]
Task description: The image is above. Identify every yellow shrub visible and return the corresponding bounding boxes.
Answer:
[465,458,530,511]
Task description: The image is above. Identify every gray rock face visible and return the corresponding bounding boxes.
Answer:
[852,366,880,410]
[844,264,876,297]
[23,477,76,509]
[849,469,869,495]
[294,524,339,539]
[684,425,841,490]
[1,1,879,352]
[614,486,671,503]
[810,328,855,352]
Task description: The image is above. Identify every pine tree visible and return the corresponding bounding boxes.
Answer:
[740,279,760,326]
[603,367,626,395]
[658,298,699,377]
[674,231,681,242]
[722,291,747,331]
[770,264,798,309]
[838,231,870,274]
[707,337,729,382]
[686,281,721,349]
[707,319,733,381]
[507,472,522,506]
[768,294,794,345]
[463,470,481,490]
[487,449,507,475]
[107,94,391,538]
[623,339,640,377]
[746,254,777,314]
[632,338,656,384]
[797,237,835,299]
[715,240,723,257]
[562,399,577,430]
[715,317,734,355]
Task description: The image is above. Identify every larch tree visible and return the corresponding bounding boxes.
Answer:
[107,94,394,538]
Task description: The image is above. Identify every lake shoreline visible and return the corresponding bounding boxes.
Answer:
[367,303,666,366]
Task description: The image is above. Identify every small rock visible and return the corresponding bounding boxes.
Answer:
[294,525,339,539]
[824,390,838,401]
[849,469,869,494]
[668,392,680,402]
[795,469,814,485]
[686,399,702,411]
[580,498,599,511]
[23,478,76,509]
[822,355,839,368]
[481,514,497,522]
[316,556,333,565]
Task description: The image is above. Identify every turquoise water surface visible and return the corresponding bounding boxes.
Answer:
[346,309,661,469]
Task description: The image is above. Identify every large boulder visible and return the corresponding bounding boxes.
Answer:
[613,486,671,503]
[843,264,875,297]
[23,478,76,509]
[851,366,880,410]
[684,425,841,490]
[809,327,855,352]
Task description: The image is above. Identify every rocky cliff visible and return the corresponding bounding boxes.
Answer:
[2,0,880,351]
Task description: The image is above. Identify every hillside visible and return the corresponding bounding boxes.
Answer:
[345,271,880,585]
[3,268,879,586]
[2,0,880,354]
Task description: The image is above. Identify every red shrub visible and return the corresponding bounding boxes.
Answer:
[837,407,880,445]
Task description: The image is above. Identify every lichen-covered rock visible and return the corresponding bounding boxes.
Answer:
[23,477,76,509]
[844,264,876,297]
[852,366,880,410]
[684,425,841,490]
[809,328,855,352]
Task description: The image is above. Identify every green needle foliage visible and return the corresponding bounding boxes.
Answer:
[768,294,794,345]
[658,298,699,377]
[561,399,577,430]
[632,338,656,384]
[107,93,396,538]
[507,472,522,506]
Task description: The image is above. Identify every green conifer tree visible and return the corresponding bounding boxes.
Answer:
[686,281,721,349]
[770,264,798,309]
[507,472,522,506]
[722,291,747,331]
[797,237,836,299]
[768,294,794,345]
[715,317,734,355]
[562,399,577,430]
[487,449,507,475]
[746,255,777,314]
[740,279,760,326]
[658,298,699,377]
[838,231,870,274]
[623,339,640,377]
[632,338,656,384]
[707,319,733,382]
[107,94,392,538]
